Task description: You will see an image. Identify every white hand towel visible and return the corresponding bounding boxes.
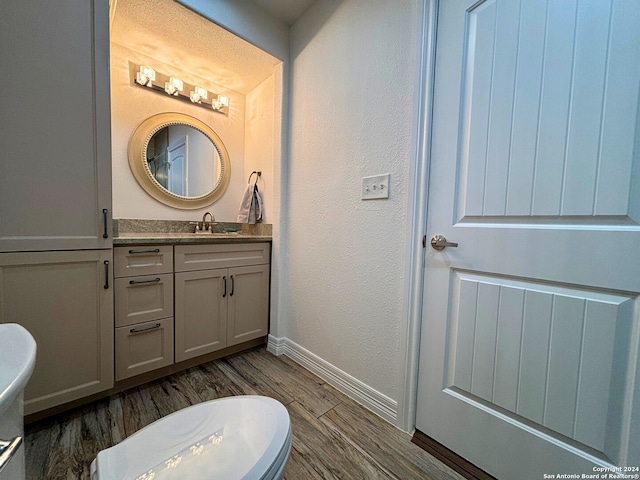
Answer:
[237,183,264,223]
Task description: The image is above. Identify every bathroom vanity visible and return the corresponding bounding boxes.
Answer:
[0,0,114,420]
[4,221,272,422]
[0,0,277,425]
[113,238,271,382]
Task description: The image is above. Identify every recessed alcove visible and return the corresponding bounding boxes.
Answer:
[109,0,283,222]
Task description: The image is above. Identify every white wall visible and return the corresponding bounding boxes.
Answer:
[110,43,246,221]
[283,0,421,401]
[245,74,279,224]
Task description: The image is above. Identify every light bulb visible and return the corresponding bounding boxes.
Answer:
[135,66,156,87]
[165,77,183,96]
[189,86,208,103]
[212,94,229,110]
[217,94,229,107]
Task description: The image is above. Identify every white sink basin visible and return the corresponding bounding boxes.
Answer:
[0,324,36,417]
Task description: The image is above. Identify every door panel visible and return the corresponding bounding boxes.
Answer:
[447,271,633,458]
[174,269,227,362]
[0,250,114,415]
[227,264,270,347]
[457,0,639,222]
[416,0,640,477]
[0,0,112,251]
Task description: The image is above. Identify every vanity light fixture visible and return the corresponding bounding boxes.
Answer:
[135,65,156,87]
[129,62,229,114]
[212,94,229,111]
[164,76,184,96]
[190,86,208,104]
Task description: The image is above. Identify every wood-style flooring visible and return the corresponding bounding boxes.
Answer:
[25,347,465,479]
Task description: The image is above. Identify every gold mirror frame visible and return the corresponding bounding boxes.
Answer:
[128,112,231,209]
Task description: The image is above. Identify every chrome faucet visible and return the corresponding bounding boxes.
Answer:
[190,211,216,233]
[201,211,215,231]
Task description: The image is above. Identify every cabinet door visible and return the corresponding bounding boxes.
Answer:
[0,0,112,251]
[227,264,270,347]
[0,250,114,415]
[175,269,228,362]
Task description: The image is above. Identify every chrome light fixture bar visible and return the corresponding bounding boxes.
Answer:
[130,63,229,114]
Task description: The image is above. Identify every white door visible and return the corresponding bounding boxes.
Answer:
[167,136,187,196]
[416,1,640,479]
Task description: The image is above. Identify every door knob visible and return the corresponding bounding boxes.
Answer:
[430,235,458,251]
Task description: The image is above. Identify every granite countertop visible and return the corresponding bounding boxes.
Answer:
[113,219,272,245]
[114,232,272,245]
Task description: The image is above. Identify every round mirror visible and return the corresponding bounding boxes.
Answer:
[128,113,231,209]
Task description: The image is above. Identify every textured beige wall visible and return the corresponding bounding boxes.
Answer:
[283,0,421,401]
[245,74,277,224]
[110,44,247,221]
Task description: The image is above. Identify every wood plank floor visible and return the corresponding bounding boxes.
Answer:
[25,347,465,479]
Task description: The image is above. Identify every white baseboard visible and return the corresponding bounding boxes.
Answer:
[267,335,397,425]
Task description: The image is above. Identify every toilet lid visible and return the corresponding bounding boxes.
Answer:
[93,395,291,480]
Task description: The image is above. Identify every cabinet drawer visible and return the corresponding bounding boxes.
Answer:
[114,246,173,277]
[115,318,174,381]
[175,243,270,272]
[115,273,173,327]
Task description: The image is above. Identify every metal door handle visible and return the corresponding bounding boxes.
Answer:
[129,278,161,285]
[130,323,161,334]
[104,260,110,289]
[102,209,109,238]
[430,235,458,251]
[222,275,227,298]
[128,248,160,254]
[0,436,23,475]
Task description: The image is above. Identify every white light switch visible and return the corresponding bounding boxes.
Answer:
[362,174,390,200]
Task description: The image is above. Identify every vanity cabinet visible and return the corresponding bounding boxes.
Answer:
[113,247,174,381]
[0,0,112,252]
[174,243,271,362]
[0,251,113,416]
[0,0,114,417]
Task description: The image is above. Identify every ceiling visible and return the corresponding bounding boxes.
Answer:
[250,0,317,26]
[110,0,285,94]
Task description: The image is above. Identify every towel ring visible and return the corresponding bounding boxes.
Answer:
[248,171,262,184]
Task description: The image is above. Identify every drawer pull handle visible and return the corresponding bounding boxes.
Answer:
[128,248,161,254]
[230,275,235,296]
[0,436,22,475]
[130,323,161,334]
[129,278,161,285]
[222,276,227,298]
[104,260,110,289]
[102,209,109,238]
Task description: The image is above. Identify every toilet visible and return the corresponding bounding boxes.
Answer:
[90,395,292,480]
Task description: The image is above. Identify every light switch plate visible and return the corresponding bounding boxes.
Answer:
[362,174,390,200]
